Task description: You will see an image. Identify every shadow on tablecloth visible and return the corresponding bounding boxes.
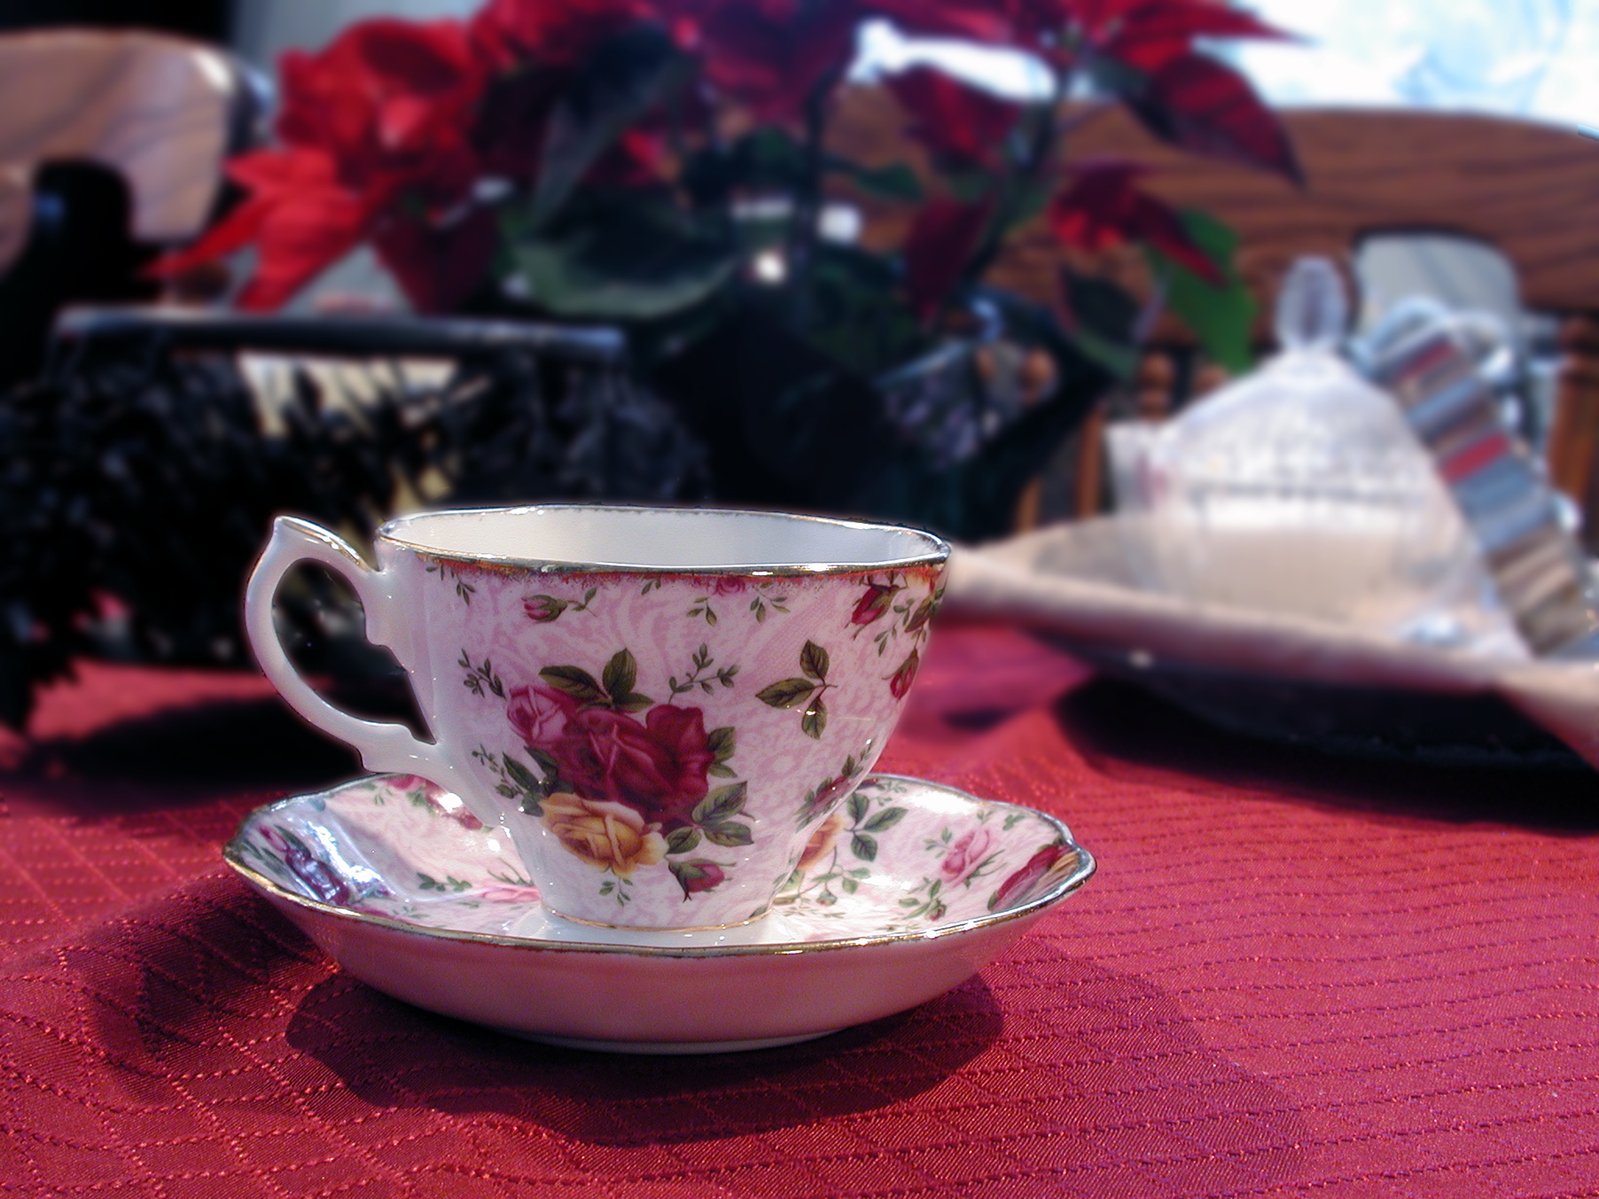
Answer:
[1054,678,1599,834]
[282,968,1006,1142]
[5,695,360,800]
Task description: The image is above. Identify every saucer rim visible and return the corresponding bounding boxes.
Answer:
[223,772,1096,961]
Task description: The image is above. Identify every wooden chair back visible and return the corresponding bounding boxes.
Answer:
[0,29,261,383]
[0,28,257,274]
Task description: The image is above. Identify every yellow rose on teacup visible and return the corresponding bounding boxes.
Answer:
[542,792,668,876]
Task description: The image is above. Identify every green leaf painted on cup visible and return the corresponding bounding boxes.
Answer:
[665,827,701,855]
[800,640,830,681]
[706,726,735,763]
[757,677,816,708]
[702,823,754,848]
[693,781,747,826]
[539,665,605,705]
[601,649,637,702]
[800,695,827,740]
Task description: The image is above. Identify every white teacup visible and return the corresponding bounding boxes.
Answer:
[245,505,950,930]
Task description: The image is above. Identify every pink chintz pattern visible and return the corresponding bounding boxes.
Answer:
[420,556,946,927]
[231,773,1084,941]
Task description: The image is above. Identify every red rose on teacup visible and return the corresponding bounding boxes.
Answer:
[672,860,725,896]
[940,826,993,886]
[522,594,568,623]
[548,704,715,829]
[888,649,920,699]
[795,770,855,828]
[506,684,574,746]
[851,581,901,626]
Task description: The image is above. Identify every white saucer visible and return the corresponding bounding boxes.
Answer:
[225,773,1095,1053]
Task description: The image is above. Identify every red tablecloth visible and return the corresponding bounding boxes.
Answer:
[3,625,1597,1198]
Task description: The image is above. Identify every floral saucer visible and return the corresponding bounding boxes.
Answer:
[225,773,1095,1053]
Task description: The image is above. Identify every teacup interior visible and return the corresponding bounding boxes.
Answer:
[380,506,948,571]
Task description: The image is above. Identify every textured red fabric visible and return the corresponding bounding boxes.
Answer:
[3,626,1598,1198]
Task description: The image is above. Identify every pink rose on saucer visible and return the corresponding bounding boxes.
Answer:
[988,844,1070,911]
[941,826,993,886]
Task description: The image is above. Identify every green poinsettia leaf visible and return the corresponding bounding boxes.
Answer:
[730,127,809,190]
[1059,270,1141,379]
[1145,209,1257,374]
[826,155,924,203]
[530,28,695,227]
[757,677,816,709]
[511,199,739,321]
[803,243,928,378]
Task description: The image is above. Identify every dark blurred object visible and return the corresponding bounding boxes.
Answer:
[0,306,705,730]
[1045,105,1599,547]
[650,291,1105,540]
[0,28,262,385]
[0,3,227,38]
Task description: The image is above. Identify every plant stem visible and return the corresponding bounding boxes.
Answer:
[785,79,835,331]
[949,68,1070,312]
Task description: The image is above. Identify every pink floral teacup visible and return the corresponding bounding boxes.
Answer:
[245,505,949,930]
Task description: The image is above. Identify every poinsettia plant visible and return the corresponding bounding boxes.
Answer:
[159,0,1298,536]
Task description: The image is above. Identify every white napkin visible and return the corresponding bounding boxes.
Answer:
[944,517,1599,770]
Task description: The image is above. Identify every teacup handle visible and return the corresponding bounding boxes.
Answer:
[244,516,456,786]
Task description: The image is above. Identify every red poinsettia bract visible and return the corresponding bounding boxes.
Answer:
[155,18,492,311]
[884,67,1024,166]
[471,0,661,69]
[1075,0,1301,183]
[1124,52,1302,184]
[1077,0,1290,69]
[904,197,994,320]
[1050,160,1219,283]
[671,0,861,123]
